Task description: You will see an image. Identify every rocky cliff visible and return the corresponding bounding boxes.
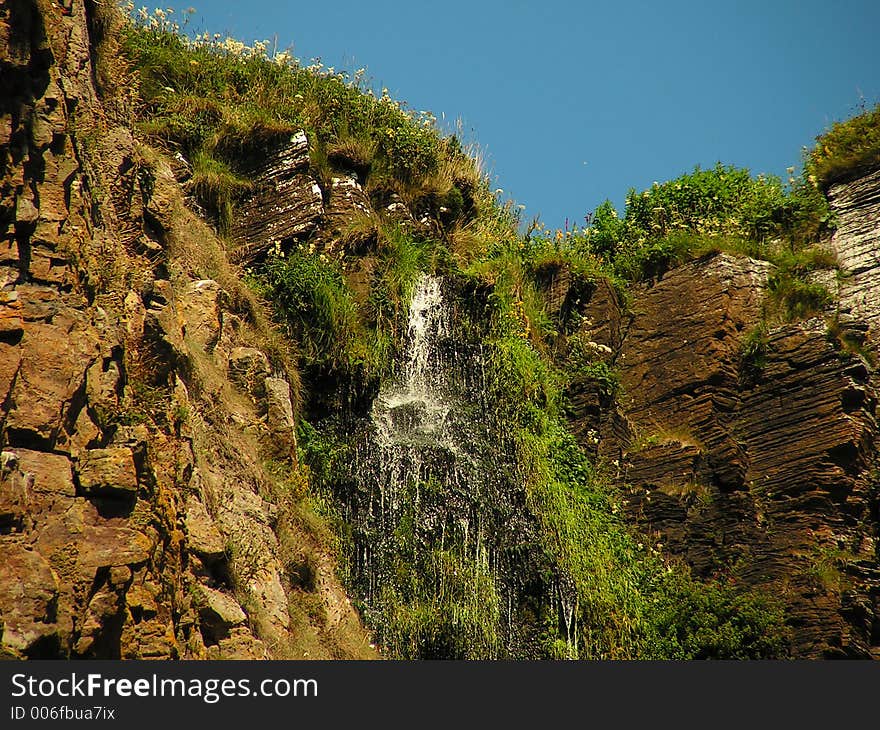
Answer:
[0,0,372,659]
[2,0,879,661]
[565,171,880,657]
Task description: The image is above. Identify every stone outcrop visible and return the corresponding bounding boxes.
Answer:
[565,233,880,657]
[264,377,298,461]
[229,131,324,262]
[619,254,771,489]
[76,447,139,497]
[829,165,880,346]
[315,174,374,252]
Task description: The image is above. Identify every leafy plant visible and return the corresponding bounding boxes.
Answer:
[259,249,359,367]
[580,163,833,283]
[644,570,790,659]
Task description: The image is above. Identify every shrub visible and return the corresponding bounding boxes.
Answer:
[645,571,790,659]
[260,249,359,367]
[763,245,836,323]
[582,164,833,282]
[808,103,880,190]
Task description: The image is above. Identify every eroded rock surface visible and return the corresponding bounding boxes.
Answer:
[229,131,324,262]
[829,166,880,345]
[0,0,371,661]
[565,242,880,657]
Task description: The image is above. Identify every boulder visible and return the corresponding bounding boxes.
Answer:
[14,449,76,497]
[205,627,267,660]
[315,174,373,253]
[4,319,101,446]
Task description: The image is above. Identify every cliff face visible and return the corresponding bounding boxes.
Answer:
[2,1,879,661]
[566,171,880,658]
[0,0,372,659]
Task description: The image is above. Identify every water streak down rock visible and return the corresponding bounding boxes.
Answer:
[334,275,552,657]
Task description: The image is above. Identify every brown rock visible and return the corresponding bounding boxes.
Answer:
[125,582,159,619]
[0,290,22,335]
[144,279,187,357]
[5,320,100,445]
[76,524,152,569]
[619,253,770,489]
[205,627,267,660]
[228,346,271,399]
[15,193,38,225]
[120,617,178,659]
[592,248,880,657]
[123,290,146,341]
[180,279,221,350]
[77,447,138,497]
[0,452,28,530]
[185,497,226,562]
[316,175,373,253]
[0,237,19,266]
[578,278,630,356]
[0,545,60,657]
[193,583,247,639]
[33,501,153,574]
[264,376,297,460]
[15,448,76,497]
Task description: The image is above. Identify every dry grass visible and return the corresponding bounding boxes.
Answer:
[629,422,705,453]
[138,144,302,408]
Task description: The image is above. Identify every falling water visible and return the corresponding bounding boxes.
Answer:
[370,274,457,455]
[336,273,557,657]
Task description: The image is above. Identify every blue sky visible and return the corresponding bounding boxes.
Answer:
[183,0,880,229]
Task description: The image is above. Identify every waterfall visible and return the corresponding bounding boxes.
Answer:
[370,274,457,455]
[334,273,552,658]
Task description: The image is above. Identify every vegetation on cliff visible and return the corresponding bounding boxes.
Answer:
[808,102,880,190]
[120,7,487,234]
[116,6,819,659]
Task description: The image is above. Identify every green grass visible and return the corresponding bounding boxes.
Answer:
[808,103,880,190]
[740,322,770,382]
[258,248,360,369]
[257,225,447,380]
[189,151,252,230]
[119,10,487,237]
